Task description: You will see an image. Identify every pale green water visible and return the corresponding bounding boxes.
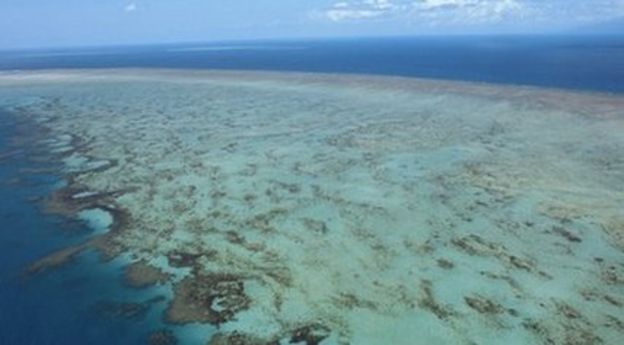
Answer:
[1,70,623,344]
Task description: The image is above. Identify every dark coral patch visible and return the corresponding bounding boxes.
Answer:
[464,295,504,315]
[92,301,150,321]
[166,251,205,268]
[418,279,454,320]
[124,260,171,288]
[166,273,250,326]
[147,329,178,345]
[207,332,278,345]
[436,258,454,269]
[289,323,331,345]
[552,226,582,243]
[92,296,165,321]
[26,242,90,276]
[206,323,331,345]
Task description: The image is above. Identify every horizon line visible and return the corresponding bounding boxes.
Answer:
[2,32,624,53]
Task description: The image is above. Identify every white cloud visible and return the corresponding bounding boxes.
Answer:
[318,0,624,27]
[325,0,396,21]
[124,3,137,13]
[407,0,523,24]
[326,9,385,21]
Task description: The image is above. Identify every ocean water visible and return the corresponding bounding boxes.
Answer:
[0,109,212,344]
[0,111,151,344]
[1,36,624,93]
[0,37,623,345]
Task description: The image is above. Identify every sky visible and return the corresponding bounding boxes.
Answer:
[1,0,623,50]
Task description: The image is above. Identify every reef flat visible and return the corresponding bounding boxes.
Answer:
[1,69,623,344]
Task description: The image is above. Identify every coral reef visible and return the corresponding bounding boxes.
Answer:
[2,70,623,344]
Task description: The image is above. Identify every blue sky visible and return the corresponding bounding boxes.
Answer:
[1,0,623,49]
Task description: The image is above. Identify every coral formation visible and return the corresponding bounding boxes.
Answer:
[1,70,623,344]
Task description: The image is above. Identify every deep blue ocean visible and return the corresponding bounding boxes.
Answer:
[0,36,623,344]
[1,36,623,93]
[0,111,171,344]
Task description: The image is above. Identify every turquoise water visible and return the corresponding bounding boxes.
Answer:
[1,70,622,344]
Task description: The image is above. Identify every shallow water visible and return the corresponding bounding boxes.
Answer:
[0,70,623,344]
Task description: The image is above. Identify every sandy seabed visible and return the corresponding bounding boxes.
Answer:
[1,69,623,345]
